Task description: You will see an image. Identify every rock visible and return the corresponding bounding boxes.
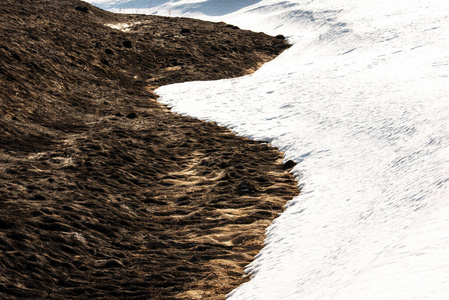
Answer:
[126,112,138,119]
[225,24,240,30]
[32,194,47,201]
[122,40,132,48]
[75,6,89,13]
[282,159,296,170]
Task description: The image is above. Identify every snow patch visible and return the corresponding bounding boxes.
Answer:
[105,22,141,32]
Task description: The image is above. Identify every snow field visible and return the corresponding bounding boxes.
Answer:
[88,0,449,298]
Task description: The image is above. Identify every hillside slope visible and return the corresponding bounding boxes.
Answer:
[0,0,297,299]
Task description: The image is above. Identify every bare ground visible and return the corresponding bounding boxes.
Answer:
[0,0,298,298]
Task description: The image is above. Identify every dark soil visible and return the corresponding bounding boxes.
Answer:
[0,0,298,298]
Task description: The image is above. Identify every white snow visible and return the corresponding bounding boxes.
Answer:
[105,22,141,31]
[88,0,449,299]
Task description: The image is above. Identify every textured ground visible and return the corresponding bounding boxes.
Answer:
[0,0,297,298]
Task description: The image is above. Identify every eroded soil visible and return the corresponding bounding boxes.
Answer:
[0,0,298,298]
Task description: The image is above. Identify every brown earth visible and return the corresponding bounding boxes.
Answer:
[0,0,298,299]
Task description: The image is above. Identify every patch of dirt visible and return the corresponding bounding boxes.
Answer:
[0,0,297,298]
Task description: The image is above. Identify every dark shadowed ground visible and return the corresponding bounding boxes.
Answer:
[0,0,298,298]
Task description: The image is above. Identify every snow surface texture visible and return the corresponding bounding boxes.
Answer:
[89,0,449,299]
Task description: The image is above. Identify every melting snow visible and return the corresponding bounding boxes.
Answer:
[88,0,449,299]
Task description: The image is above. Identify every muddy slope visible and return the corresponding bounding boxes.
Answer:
[0,0,298,298]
